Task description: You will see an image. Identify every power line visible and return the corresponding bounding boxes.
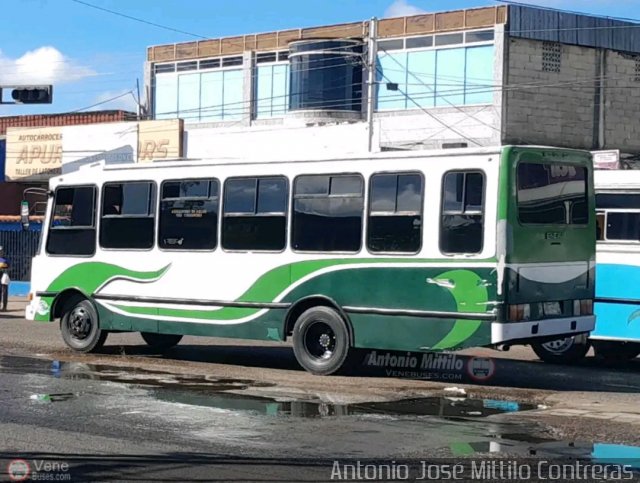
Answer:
[69,0,210,40]
[70,90,135,113]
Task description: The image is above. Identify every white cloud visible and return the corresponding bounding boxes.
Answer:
[384,0,427,18]
[89,90,138,112]
[0,46,95,86]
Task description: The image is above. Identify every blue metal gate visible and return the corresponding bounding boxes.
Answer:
[0,224,41,281]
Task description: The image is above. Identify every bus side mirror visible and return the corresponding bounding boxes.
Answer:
[20,200,29,231]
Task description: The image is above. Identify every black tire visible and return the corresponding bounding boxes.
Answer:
[60,298,107,353]
[292,306,351,376]
[593,340,640,362]
[140,332,183,351]
[531,334,590,364]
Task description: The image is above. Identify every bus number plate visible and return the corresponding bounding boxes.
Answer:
[543,302,562,316]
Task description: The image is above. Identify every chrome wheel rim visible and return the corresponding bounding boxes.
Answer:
[304,322,336,360]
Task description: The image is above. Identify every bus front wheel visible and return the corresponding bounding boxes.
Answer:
[292,306,351,376]
[140,332,183,351]
[593,340,640,362]
[531,334,590,364]
[60,298,108,353]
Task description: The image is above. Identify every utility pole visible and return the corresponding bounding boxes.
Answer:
[366,17,378,153]
[136,78,142,120]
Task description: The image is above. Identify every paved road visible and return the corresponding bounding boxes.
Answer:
[3,301,640,481]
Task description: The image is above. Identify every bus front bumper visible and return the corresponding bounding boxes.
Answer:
[25,295,51,322]
[491,316,595,345]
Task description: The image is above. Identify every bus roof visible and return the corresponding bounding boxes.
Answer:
[51,145,591,185]
[595,169,640,190]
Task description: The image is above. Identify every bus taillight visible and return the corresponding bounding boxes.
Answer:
[508,304,531,322]
[573,299,593,316]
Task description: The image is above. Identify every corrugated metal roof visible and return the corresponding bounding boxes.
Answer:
[508,5,640,53]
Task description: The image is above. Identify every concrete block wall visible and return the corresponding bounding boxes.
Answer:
[504,37,640,155]
[503,37,598,149]
[602,50,640,152]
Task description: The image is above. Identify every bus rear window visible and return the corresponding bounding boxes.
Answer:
[517,163,588,225]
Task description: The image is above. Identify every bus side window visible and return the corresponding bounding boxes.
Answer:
[292,174,364,252]
[159,178,219,250]
[440,171,484,254]
[100,181,156,250]
[222,176,288,251]
[46,186,97,256]
[367,172,424,253]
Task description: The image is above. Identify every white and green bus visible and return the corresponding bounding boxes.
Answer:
[26,146,595,375]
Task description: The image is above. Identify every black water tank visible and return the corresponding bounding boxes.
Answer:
[288,39,363,112]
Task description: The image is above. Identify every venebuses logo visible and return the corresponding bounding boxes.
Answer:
[7,459,30,481]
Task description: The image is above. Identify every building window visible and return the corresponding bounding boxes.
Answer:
[46,186,96,256]
[292,174,364,252]
[406,36,433,49]
[440,171,484,254]
[256,52,277,63]
[255,64,289,118]
[177,61,198,72]
[465,30,494,43]
[435,33,464,46]
[376,44,494,110]
[368,172,423,253]
[155,67,244,121]
[199,58,221,69]
[201,69,243,121]
[378,39,404,51]
[155,73,178,120]
[542,42,561,73]
[222,56,243,67]
[222,177,288,251]
[155,63,175,73]
[159,179,220,250]
[100,182,156,249]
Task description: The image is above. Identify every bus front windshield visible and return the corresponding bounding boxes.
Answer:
[516,162,588,225]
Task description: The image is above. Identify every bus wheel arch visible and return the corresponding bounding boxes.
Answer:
[284,296,353,344]
[531,333,591,364]
[52,289,91,320]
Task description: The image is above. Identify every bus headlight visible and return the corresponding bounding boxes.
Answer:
[508,304,531,322]
[573,299,593,316]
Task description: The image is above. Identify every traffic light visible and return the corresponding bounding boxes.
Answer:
[10,85,53,104]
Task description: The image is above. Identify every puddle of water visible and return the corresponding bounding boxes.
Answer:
[1,355,276,392]
[6,354,640,466]
[2,355,534,419]
[150,390,534,419]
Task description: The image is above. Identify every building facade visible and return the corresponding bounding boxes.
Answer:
[145,4,640,159]
[0,110,136,290]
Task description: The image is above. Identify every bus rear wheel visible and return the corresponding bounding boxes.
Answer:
[531,334,590,364]
[60,298,107,353]
[292,306,351,376]
[593,340,640,362]
[140,332,183,351]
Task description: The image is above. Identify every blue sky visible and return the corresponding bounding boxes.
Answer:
[1,0,637,116]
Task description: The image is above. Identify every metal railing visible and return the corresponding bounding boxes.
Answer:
[0,230,41,281]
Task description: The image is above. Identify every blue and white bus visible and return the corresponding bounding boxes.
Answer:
[533,169,640,363]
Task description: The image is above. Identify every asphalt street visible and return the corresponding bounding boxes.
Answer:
[2,301,640,481]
